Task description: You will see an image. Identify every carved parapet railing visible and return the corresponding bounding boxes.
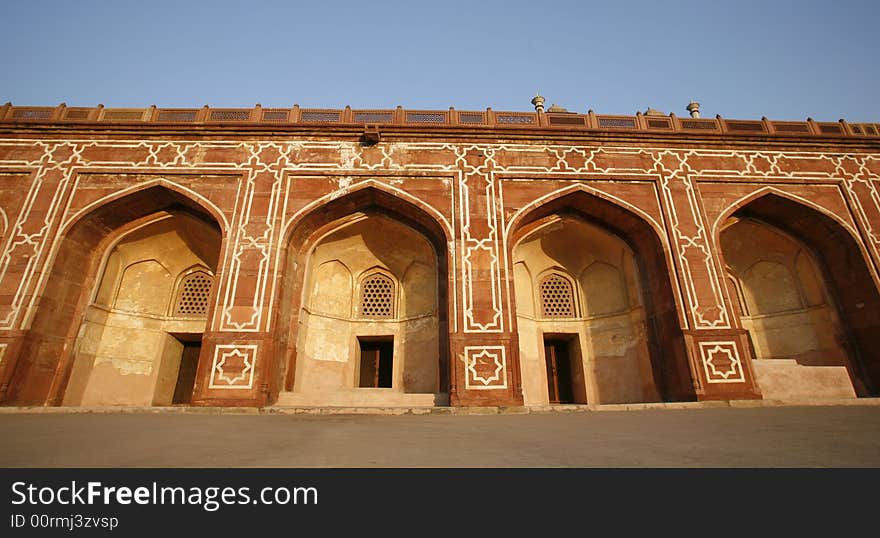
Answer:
[1,102,878,138]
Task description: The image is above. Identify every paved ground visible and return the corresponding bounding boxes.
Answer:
[2,405,879,467]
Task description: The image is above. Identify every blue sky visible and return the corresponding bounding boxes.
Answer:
[2,0,878,121]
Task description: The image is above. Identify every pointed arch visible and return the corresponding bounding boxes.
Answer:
[505,182,667,243]
[506,185,684,326]
[272,184,451,320]
[271,184,450,330]
[61,177,229,236]
[717,191,880,396]
[357,269,398,320]
[80,212,175,310]
[171,266,215,318]
[281,179,453,247]
[24,184,226,330]
[5,184,224,405]
[307,260,353,319]
[536,269,579,319]
[712,186,861,248]
[269,184,451,403]
[507,187,694,402]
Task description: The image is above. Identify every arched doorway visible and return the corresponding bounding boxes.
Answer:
[5,186,223,406]
[272,187,450,406]
[509,191,694,405]
[718,194,880,398]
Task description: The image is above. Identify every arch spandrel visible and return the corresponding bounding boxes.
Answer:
[60,177,232,239]
[503,181,667,243]
[709,185,862,251]
[281,180,453,251]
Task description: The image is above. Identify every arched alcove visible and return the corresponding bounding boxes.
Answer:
[719,194,880,398]
[271,186,450,406]
[6,186,223,406]
[513,216,659,404]
[508,190,694,405]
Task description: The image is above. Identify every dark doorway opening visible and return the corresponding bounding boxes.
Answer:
[358,337,393,388]
[172,335,202,404]
[544,337,575,404]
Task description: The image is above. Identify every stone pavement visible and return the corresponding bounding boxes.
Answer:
[1,401,879,467]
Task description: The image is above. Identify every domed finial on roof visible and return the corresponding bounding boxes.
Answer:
[531,92,546,113]
[686,100,701,118]
[547,104,570,113]
[644,107,665,116]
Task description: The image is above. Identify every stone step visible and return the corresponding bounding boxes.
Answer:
[1,397,879,415]
[273,390,448,408]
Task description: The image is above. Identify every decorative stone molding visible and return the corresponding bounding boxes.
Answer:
[698,341,745,384]
[208,344,258,389]
[463,346,507,390]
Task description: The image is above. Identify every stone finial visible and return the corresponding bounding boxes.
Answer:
[531,92,546,113]
[686,100,701,118]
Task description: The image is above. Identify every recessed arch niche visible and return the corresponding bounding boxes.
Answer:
[719,193,880,398]
[6,186,223,406]
[508,190,694,406]
[271,187,450,406]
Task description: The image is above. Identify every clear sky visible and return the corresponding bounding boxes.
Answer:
[2,0,878,121]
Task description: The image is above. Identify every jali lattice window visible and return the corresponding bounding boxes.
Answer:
[173,271,213,317]
[540,273,576,318]
[359,273,395,319]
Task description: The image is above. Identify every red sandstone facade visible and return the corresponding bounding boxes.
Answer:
[0,102,878,408]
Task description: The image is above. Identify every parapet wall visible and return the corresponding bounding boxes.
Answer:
[2,102,878,139]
